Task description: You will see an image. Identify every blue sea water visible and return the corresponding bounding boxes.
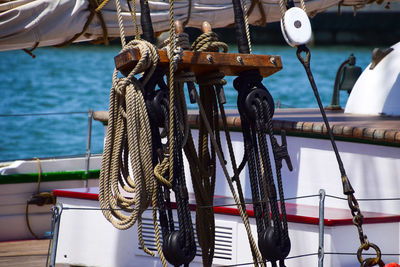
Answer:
[0,44,374,161]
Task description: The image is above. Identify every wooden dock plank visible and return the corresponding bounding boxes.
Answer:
[0,239,52,267]
[0,255,48,267]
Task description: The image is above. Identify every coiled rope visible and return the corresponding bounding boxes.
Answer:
[26,157,56,239]
[98,6,160,262]
[98,39,159,231]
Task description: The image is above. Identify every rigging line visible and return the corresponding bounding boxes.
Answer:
[223,253,320,267]
[325,194,400,202]
[324,252,400,256]
[63,193,400,211]
[193,87,264,266]
[0,111,88,117]
[62,206,160,211]
[59,193,317,211]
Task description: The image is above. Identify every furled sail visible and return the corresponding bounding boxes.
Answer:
[0,0,392,51]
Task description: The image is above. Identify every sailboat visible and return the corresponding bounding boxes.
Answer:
[1,0,400,266]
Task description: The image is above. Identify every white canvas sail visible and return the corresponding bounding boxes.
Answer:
[0,0,393,51]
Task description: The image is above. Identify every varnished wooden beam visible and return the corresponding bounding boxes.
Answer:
[115,48,282,77]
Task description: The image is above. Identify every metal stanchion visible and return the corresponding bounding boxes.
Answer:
[84,109,93,188]
[318,189,326,267]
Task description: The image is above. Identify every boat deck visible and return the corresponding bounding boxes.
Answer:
[94,108,400,146]
[197,108,400,145]
[0,239,52,267]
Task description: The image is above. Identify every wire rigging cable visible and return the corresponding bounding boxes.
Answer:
[279,0,386,265]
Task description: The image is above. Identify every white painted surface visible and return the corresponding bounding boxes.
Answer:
[0,179,98,241]
[55,197,400,266]
[185,131,400,214]
[2,128,399,242]
[0,155,102,175]
[345,41,400,115]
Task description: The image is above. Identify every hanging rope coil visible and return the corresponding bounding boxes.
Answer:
[148,14,197,266]
[98,39,159,232]
[26,157,56,239]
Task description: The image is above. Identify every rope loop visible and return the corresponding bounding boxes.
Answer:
[154,157,173,188]
[296,45,311,67]
[123,39,159,84]
[99,39,159,233]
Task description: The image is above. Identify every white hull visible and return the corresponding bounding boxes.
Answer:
[51,128,400,266]
[0,155,101,241]
[54,195,400,266]
[345,41,400,115]
[189,131,400,215]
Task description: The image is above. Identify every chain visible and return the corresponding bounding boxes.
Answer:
[295,45,384,267]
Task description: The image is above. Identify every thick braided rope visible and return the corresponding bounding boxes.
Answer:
[192,89,264,267]
[263,100,290,241]
[114,0,126,47]
[168,0,176,185]
[152,183,168,267]
[96,0,111,12]
[241,0,252,54]
[192,31,263,266]
[145,2,181,265]
[300,0,307,13]
[154,157,172,188]
[99,40,158,231]
[279,0,288,35]
[127,0,141,40]
[191,32,228,53]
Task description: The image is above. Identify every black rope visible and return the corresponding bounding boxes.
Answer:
[139,0,155,44]
[231,0,250,54]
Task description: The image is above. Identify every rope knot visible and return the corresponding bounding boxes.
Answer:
[175,71,196,84]
[196,71,227,87]
[192,32,228,53]
[160,32,190,72]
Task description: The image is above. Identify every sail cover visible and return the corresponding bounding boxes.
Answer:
[0,0,392,51]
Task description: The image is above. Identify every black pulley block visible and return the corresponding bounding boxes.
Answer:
[146,89,168,128]
[258,226,291,262]
[244,88,275,122]
[233,70,275,123]
[162,231,196,266]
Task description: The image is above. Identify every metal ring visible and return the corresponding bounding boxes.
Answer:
[357,242,382,266]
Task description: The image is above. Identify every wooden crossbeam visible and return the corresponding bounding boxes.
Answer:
[114,48,282,77]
